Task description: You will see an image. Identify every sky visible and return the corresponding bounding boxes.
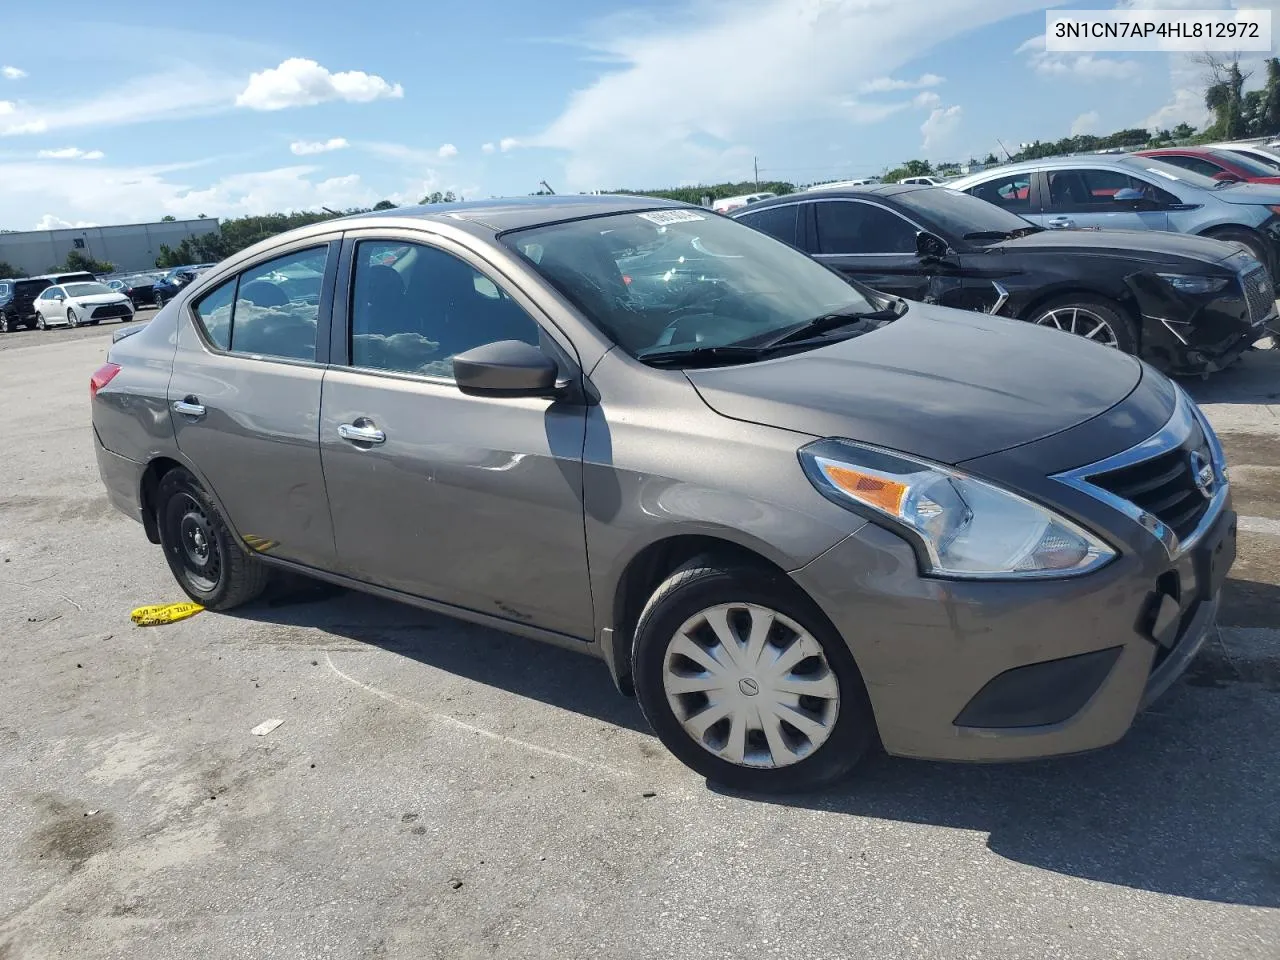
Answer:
[0,0,1276,230]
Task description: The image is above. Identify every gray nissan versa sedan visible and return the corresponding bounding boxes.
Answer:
[91,195,1236,791]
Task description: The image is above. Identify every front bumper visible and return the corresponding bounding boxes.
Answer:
[793,500,1235,762]
[1131,272,1273,375]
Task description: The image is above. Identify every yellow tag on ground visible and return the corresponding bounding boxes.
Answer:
[130,602,204,626]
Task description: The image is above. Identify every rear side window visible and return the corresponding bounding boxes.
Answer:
[1157,154,1222,178]
[191,246,328,360]
[737,204,800,247]
[814,201,916,255]
[966,174,1033,212]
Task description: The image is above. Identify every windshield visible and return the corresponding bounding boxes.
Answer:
[1119,155,1216,190]
[897,187,1037,241]
[1212,149,1279,178]
[502,209,876,359]
[63,282,112,297]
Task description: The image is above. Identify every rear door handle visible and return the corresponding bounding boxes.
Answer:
[1046,216,1075,230]
[172,398,206,418]
[338,421,386,445]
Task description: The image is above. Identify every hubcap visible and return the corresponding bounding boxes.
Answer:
[662,603,841,769]
[1033,306,1119,348]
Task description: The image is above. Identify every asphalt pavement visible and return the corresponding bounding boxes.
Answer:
[0,325,1277,960]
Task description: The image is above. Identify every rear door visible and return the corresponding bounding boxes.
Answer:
[318,232,593,638]
[807,198,945,303]
[167,236,340,570]
[1040,167,1171,232]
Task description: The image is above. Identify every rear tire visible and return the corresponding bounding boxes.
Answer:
[1026,294,1138,355]
[631,558,875,792]
[156,468,269,610]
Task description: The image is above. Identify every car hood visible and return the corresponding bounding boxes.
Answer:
[685,306,1142,464]
[994,228,1240,262]
[71,294,130,307]
[1202,180,1280,205]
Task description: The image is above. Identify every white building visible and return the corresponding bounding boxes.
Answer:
[0,218,220,277]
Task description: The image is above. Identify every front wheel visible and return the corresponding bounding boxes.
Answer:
[156,468,270,610]
[66,309,78,329]
[35,314,47,331]
[1027,295,1138,354]
[1207,227,1272,274]
[631,559,875,792]
[0,313,8,333]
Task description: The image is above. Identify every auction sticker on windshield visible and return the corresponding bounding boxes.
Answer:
[638,210,706,225]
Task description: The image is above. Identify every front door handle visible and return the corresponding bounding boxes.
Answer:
[172,398,206,418]
[338,421,386,445]
[1046,216,1075,230]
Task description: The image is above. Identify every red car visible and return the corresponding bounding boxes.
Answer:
[1135,146,1280,185]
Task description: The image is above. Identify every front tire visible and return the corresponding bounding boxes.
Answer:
[631,559,875,792]
[35,315,46,331]
[1206,227,1272,275]
[156,468,270,610]
[1027,295,1138,354]
[66,309,78,329]
[0,313,8,333]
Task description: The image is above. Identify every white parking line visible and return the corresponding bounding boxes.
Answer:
[323,652,630,777]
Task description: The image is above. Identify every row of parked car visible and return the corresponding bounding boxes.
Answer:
[729,146,1280,376]
[0,264,213,332]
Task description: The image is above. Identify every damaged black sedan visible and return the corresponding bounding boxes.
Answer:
[734,184,1277,375]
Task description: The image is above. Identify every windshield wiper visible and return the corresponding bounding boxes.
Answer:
[962,226,1041,241]
[758,304,901,349]
[640,345,776,369]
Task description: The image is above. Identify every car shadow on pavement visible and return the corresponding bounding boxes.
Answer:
[714,677,1280,908]
[235,576,650,734]
[1181,343,1280,405]
[239,577,1278,908]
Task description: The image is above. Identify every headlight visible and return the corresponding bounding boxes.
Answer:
[1156,273,1230,295]
[800,440,1115,579]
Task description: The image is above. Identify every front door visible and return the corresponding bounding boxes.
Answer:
[319,235,593,639]
[1039,168,1171,233]
[167,240,339,570]
[808,199,965,306]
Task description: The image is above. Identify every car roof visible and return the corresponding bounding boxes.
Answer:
[352,193,687,232]
[740,183,931,211]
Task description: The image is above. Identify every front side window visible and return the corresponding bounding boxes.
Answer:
[191,246,327,360]
[503,208,876,360]
[736,204,800,247]
[966,173,1033,212]
[349,240,541,380]
[42,287,62,300]
[814,201,917,255]
[1045,169,1179,210]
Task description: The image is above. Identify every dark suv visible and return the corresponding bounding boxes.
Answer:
[0,271,97,331]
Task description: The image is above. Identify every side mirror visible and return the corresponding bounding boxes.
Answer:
[453,340,560,398]
[52,294,65,301]
[915,231,949,261]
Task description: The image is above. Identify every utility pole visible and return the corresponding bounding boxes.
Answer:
[539,180,556,196]
[996,139,1014,162]
[753,156,760,189]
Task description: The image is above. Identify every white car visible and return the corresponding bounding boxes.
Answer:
[711,192,778,213]
[900,176,947,186]
[803,178,881,191]
[33,281,135,330]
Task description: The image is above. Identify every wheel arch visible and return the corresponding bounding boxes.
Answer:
[138,452,241,546]
[604,533,822,697]
[1015,286,1142,348]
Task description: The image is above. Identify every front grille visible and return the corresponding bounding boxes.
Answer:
[1241,265,1274,325]
[91,303,131,319]
[1087,419,1212,542]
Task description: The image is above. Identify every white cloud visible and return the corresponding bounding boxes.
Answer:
[37,147,104,160]
[290,137,350,155]
[361,141,441,167]
[914,90,942,109]
[481,142,496,154]
[1,66,25,80]
[437,142,458,159]
[35,214,97,230]
[499,137,521,152]
[3,119,46,135]
[535,0,1057,189]
[1070,110,1100,135]
[921,105,963,154]
[859,73,944,94]
[1016,33,1141,80]
[0,100,13,116]
[236,58,404,111]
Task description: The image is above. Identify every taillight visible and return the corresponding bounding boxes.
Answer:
[90,362,121,399]
[622,275,632,285]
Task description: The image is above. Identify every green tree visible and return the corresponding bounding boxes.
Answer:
[605,180,795,205]
[160,215,176,222]
[418,190,458,204]
[0,260,24,278]
[1199,53,1249,140]
[1172,122,1196,140]
[61,249,114,274]
[373,200,397,210]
